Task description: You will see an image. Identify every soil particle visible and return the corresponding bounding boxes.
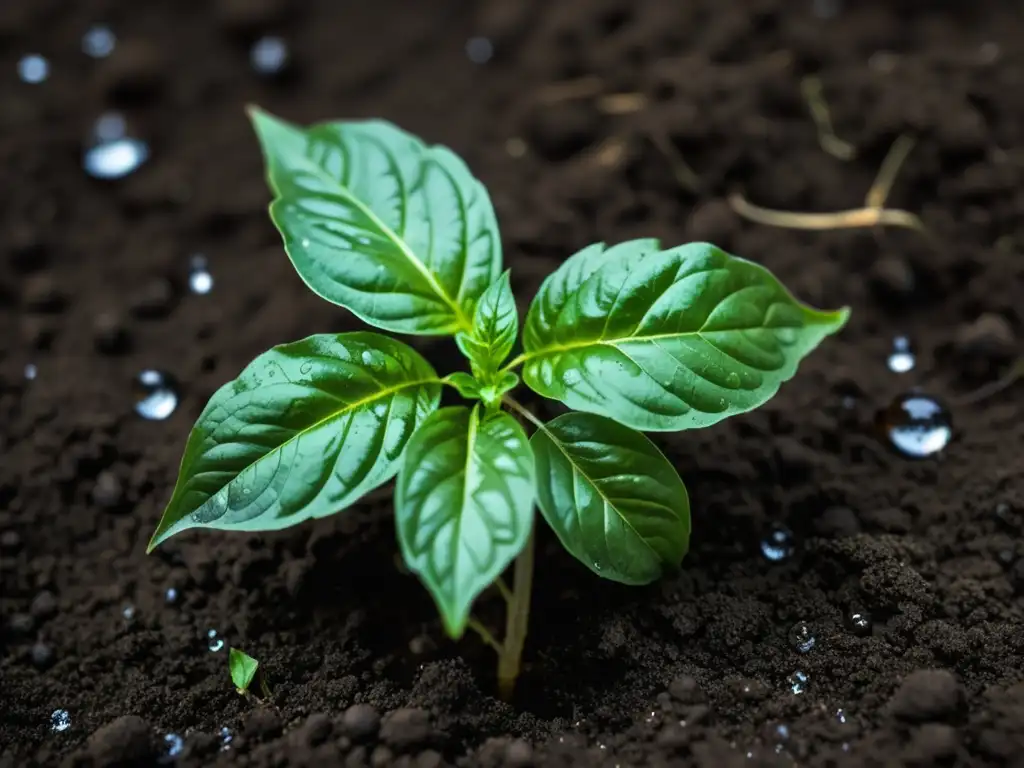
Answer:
[954,313,1016,362]
[22,273,66,313]
[84,715,154,767]
[92,312,132,355]
[29,590,57,621]
[342,704,381,743]
[95,40,167,103]
[889,670,966,723]
[91,471,125,510]
[128,278,177,320]
[380,708,433,752]
[30,642,54,669]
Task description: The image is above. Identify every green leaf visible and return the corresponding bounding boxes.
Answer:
[396,406,535,637]
[521,241,849,431]
[531,412,690,585]
[456,271,518,378]
[249,107,501,335]
[229,648,259,693]
[148,333,441,549]
[445,372,482,400]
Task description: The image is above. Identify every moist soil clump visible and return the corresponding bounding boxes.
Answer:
[3,1,1024,766]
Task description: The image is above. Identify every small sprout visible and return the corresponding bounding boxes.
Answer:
[228,648,259,695]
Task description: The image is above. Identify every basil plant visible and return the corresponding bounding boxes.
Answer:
[148,108,848,698]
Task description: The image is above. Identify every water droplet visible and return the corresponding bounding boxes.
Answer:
[250,36,289,75]
[82,25,116,58]
[845,610,872,636]
[876,393,952,458]
[165,587,178,604]
[725,371,741,388]
[787,670,809,694]
[83,125,150,180]
[301,238,310,249]
[760,523,795,561]
[219,726,233,751]
[122,604,135,621]
[161,733,184,762]
[207,628,224,652]
[24,363,38,380]
[836,708,847,724]
[188,255,213,295]
[465,36,494,64]
[562,369,582,386]
[373,402,388,418]
[886,336,915,373]
[133,369,179,421]
[592,561,603,571]
[773,723,790,743]
[50,709,71,732]
[18,54,49,84]
[360,350,375,366]
[787,622,816,653]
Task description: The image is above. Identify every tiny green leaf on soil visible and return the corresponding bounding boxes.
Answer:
[229,648,259,693]
[149,108,849,699]
[456,270,518,380]
[249,107,501,336]
[521,240,849,431]
[531,412,690,584]
[395,406,535,637]
[148,332,440,549]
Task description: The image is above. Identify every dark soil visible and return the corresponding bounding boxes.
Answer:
[4,0,1024,766]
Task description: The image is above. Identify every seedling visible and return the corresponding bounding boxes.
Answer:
[148,107,848,698]
[229,648,259,695]
[229,648,271,700]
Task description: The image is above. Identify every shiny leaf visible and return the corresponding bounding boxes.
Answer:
[250,108,501,335]
[229,648,259,693]
[148,333,441,549]
[456,270,518,378]
[522,241,849,431]
[531,412,690,584]
[396,406,535,637]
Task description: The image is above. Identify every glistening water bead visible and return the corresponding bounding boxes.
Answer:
[207,629,224,652]
[82,25,116,58]
[18,54,49,84]
[134,370,179,420]
[876,393,952,458]
[161,733,184,763]
[886,336,915,373]
[760,523,795,561]
[84,112,150,180]
[251,36,288,75]
[188,255,213,295]
[788,622,816,653]
[846,610,872,636]
[50,709,71,732]
[787,670,809,694]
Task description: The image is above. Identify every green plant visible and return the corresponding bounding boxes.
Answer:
[228,648,259,695]
[148,107,849,698]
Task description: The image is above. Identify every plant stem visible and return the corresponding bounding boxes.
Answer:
[497,527,534,700]
[501,353,528,375]
[468,617,504,654]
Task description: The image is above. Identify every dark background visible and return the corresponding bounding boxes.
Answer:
[3,1,1024,766]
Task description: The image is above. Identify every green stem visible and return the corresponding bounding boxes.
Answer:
[497,526,534,700]
[501,353,528,375]
[468,617,503,654]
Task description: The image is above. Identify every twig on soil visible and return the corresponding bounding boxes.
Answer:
[800,75,856,161]
[536,76,604,105]
[952,357,1024,406]
[648,130,702,194]
[730,133,930,237]
[596,92,648,115]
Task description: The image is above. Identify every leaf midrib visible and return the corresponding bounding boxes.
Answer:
[287,146,473,333]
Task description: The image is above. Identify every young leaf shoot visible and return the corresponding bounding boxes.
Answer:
[229,648,259,695]
[148,107,849,698]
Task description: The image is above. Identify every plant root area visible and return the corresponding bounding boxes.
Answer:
[4,1,1024,766]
